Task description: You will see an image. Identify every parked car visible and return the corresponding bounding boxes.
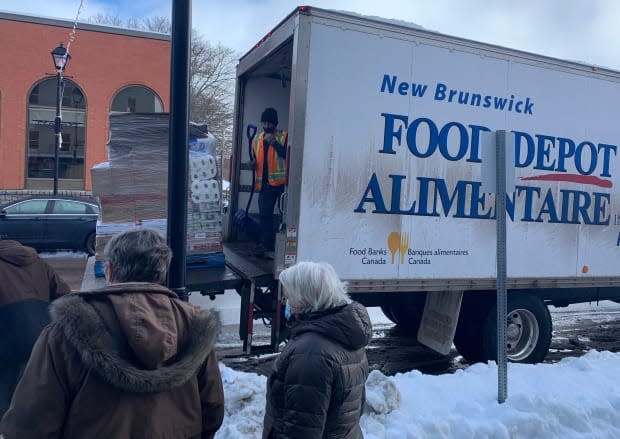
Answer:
[0,196,99,255]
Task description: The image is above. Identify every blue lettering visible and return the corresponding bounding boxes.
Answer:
[468,125,489,163]
[379,113,408,154]
[514,131,535,168]
[389,174,409,213]
[433,180,468,218]
[434,83,447,100]
[380,75,397,93]
[598,144,616,177]
[534,189,560,223]
[415,177,435,216]
[515,101,523,113]
[593,192,610,225]
[534,135,556,171]
[354,174,388,213]
[556,138,575,173]
[412,83,428,97]
[469,182,493,219]
[439,122,469,161]
[575,142,597,175]
[571,190,592,224]
[494,97,508,110]
[517,186,541,222]
[406,118,438,158]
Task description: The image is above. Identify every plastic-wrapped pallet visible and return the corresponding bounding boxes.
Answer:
[186,132,224,268]
[90,113,225,276]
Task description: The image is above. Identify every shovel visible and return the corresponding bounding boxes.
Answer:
[233,124,261,240]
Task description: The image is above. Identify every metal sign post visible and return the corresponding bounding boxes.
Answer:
[480,130,511,403]
[495,130,508,404]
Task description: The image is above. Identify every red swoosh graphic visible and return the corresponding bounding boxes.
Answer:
[519,174,612,188]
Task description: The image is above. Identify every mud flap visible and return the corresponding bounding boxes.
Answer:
[417,291,464,355]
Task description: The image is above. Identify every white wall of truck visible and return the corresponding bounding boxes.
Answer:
[228,7,620,362]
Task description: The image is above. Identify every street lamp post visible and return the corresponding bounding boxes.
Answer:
[50,43,71,195]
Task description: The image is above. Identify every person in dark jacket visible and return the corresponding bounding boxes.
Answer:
[0,229,225,439]
[0,239,71,419]
[263,261,372,439]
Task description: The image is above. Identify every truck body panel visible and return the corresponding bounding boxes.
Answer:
[220,7,620,360]
[230,7,620,291]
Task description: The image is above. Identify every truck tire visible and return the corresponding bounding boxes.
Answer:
[382,302,424,334]
[380,305,398,323]
[453,294,494,364]
[483,294,552,364]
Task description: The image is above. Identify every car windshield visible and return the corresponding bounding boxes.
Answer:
[4,199,48,214]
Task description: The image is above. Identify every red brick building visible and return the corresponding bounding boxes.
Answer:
[0,12,170,197]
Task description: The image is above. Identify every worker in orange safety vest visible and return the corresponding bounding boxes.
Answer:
[250,107,288,259]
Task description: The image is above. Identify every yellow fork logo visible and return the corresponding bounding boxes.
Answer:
[387,232,409,264]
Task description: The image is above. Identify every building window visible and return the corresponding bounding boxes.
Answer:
[26,79,86,183]
[110,85,163,113]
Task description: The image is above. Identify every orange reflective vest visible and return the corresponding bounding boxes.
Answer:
[253,129,288,191]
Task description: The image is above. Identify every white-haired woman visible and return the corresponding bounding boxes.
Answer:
[263,261,372,439]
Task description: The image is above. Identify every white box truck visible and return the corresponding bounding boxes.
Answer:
[208,6,620,363]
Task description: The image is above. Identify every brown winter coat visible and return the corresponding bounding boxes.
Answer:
[0,240,70,360]
[0,239,70,307]
[0,283,225,439]
[263,301,372,439]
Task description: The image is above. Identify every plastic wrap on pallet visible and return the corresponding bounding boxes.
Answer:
[92,113,224,268]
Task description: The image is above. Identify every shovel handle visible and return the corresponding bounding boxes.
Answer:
[247,124,257,142]
[247,124,258,161]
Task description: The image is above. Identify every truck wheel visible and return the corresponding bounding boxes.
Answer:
[483,294,552,364]
[453,294,494,364]
[385,303,424,334]
[380,305,397,323]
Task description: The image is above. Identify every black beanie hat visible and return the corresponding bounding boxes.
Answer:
[261,107,278,125]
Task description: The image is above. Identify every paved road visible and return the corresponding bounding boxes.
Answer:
[44,252,90,291]
[43,254,620,377]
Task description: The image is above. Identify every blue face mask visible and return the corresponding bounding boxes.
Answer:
[284,302,292,320]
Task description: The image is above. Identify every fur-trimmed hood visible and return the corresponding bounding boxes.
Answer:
[50,282,219,393]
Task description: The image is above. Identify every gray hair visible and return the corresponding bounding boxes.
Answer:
[104,229,172,284]
[279,261,351,312]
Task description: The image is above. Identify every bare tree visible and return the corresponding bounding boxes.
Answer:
[86,14,237,173]
[141,16,172,34]
[190,32,236,160]
[89,13,124,27]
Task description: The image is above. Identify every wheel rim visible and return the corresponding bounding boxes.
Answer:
[505,308,539,361]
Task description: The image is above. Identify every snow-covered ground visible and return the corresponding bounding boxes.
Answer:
[35,263,619,437]
[193,292,620,438]
[39,251,89,259]
[218,350,620,439]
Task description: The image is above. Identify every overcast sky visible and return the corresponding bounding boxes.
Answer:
[1,0,619,70]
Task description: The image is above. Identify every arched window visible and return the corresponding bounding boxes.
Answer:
[110,85,163,113]
[27,78,86,185]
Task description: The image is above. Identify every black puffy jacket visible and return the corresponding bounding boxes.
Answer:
[263,301,372,439]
